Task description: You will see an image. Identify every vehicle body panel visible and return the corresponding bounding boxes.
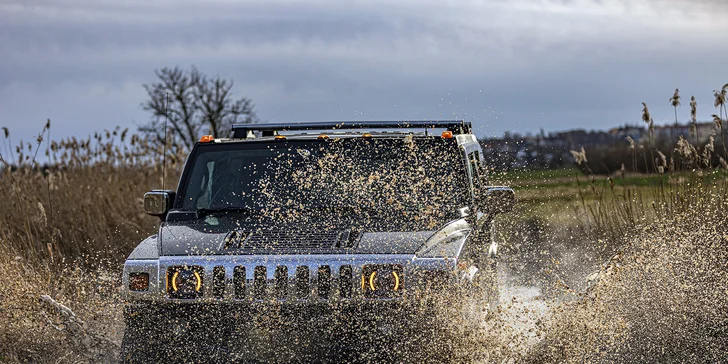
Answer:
[122,121,509,308]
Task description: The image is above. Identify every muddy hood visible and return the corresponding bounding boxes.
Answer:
[158,220,434,256]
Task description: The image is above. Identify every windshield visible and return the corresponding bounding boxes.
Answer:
[179,137,469,229]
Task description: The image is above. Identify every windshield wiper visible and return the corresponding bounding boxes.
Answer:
[196,207,257,218]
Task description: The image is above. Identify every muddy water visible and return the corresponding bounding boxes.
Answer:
[498,284,549,350]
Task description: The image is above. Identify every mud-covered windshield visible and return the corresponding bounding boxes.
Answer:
[179,137,469,227]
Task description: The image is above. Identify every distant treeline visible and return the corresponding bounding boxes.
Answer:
[480,122,727,175]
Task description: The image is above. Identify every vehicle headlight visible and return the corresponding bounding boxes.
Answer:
[415,228,471,258]
[167,266,204,299]
[362,264,403,298]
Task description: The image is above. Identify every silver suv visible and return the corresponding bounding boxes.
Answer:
[120,121,514,362]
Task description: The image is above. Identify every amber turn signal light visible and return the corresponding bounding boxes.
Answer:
[129,272,149,292]
[441,131,453,139]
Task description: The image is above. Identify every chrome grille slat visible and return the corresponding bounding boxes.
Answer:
[317,266,332,299]
[339,265,353,299]
[212,266,225,298]
[233,266,246,299]
[295,266,310,300]
[253,266,267,300]
[274,266,288,300]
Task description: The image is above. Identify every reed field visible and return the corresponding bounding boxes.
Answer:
[1,86,728,362]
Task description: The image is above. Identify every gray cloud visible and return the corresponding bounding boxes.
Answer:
[1,0,727,142]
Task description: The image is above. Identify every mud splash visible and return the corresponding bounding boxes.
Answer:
[4,212,728,363]
[530,212,728,363]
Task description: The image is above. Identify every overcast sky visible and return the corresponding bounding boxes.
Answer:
[2,0,728,143]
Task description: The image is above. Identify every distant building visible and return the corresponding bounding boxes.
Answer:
[608,124,645,142]
[652,122,715,144]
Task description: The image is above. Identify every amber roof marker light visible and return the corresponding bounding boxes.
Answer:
[199,135,214,143]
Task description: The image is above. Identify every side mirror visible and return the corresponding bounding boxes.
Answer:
[480,186,514,214]
[144,190,175,219]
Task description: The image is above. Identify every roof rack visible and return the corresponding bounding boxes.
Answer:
[231,120,471,138]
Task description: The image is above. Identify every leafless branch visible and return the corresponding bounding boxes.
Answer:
[139,66,257,150]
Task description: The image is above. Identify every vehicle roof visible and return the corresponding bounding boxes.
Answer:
[231,120,471,137]
[196,120,480,147]
[197,132,479,148]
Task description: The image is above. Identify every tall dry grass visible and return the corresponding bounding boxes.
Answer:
[0,253,124,362]
[0,123,184,362]
[530,195,728,362]
[0,123,185,263]
[528,94,728,363]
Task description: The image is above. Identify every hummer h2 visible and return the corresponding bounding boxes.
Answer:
[120,121,514,361]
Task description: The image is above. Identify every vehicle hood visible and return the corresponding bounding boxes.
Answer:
[158,218,435,256]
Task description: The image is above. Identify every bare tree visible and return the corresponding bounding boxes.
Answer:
[140,66,257,151]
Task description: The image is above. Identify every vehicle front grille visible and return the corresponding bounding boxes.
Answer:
[229,263,366,302]
[157,261,410,302]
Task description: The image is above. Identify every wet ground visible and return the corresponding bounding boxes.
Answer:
[498,284,549,351]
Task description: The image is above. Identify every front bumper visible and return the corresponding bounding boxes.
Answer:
[125,299,423,322]
[121,298,445,363]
